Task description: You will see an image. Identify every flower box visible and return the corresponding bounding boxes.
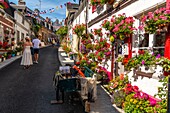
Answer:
[139,65,155,73]
[136,70,153,78]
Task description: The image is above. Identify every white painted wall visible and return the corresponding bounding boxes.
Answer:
[14,11,30,42]
[70,0,166,96]
[87,0,166,96]
[71,7,87,53]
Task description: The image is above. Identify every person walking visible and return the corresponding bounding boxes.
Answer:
[20,37,33,69]
[32,35,41,64]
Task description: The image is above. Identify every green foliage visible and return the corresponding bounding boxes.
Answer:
[125,51,159,71]
[15,46,23,52]
[153,76,168,113]
[113,89,126,107]
[56,26,68,41]
[32,18,42,35]
[73,24,86,37]
[116,56,124,62]
[107,75,129,94]
[159,58,170,72]
[124,94,151,113]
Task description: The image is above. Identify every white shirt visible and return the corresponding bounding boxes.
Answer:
[32,39,41,48]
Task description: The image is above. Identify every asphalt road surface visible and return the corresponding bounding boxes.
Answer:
[0,46,85,113]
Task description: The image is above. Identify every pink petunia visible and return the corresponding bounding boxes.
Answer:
[138,25,144,30]
[112,26,119,32]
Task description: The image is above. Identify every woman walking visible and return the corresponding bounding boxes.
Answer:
[20,37,33,69]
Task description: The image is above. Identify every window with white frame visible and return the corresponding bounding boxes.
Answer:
[153,32,165,56]
[138,33,149,49]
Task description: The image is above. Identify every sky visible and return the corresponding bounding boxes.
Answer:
[9,0,79,22]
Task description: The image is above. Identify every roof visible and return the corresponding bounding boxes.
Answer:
[66,3,79,11]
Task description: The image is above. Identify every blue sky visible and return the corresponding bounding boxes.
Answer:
[9,0,79,22]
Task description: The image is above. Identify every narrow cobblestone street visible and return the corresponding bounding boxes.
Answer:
[0,46,85,113]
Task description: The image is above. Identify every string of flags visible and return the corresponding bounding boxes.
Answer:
[27,1,76,15]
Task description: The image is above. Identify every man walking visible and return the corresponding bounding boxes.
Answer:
[32,35,41,64]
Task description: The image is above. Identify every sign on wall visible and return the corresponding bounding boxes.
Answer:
[122,43,129,55]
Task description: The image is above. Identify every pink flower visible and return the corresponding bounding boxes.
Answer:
[123,26,126,29]
[141,16,147,22]
[149,98,157,106]
[138,25,144,30]
[165,10,170,14]
[112,27,119,32]
[159,15,167,20]
[125,17,133,24]
[111,18,115,22]
[148,12,154,19]
[154,17,158,21]
[133,86,139,92]
[120,20,125,25]
[128,26,132,29]
[141,60,145,65]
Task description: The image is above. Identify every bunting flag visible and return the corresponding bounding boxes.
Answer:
[60,5,62,8]
[26,1,76,15]
[49,8,55,13]
[56,6,58,10]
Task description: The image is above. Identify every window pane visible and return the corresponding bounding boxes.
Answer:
[139,33,149,47]
[153,48,164,56]
[153,32,165,56]
[154,33,165,47]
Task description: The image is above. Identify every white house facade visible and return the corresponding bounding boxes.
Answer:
[14,10,31,43]
[67,0,169,97]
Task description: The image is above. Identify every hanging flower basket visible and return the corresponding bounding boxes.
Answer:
[102,13,137,41]
[139,7,170,34]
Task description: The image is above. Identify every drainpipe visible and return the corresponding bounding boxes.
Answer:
[110,42,114,80]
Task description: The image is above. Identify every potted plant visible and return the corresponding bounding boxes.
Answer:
[3,42,11,50]
[7,50,12,59]
[139,7,170,34]
[73,24,86,38]
[93,28,103,37]
[11,50,17,57]
[102,13,137,40]
[2,53,7,61]
[16,46,23,55]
